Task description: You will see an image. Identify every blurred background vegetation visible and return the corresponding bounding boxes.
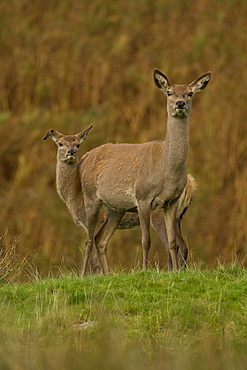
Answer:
[0,0,247,276]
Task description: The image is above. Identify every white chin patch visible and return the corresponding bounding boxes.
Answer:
[176,108,185,114]
[65,155,75,163]
[174,108,187,117]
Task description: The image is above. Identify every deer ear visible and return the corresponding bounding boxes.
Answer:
[189,72,211,93]
[153,69,170,91]
[42,129,61,142]
[76,124,93,143]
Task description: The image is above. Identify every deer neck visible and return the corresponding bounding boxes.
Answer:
[56,158,81,204]
[163,113,189,171]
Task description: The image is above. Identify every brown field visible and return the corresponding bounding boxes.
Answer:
[0,0,247,276]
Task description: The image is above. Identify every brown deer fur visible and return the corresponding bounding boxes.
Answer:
[78,69,210,276]
[43,125,197,273]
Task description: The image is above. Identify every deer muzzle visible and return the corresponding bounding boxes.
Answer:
[64,149,76,163]
[176,100,185,109]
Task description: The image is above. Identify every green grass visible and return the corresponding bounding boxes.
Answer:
[1,267,246,369]
[1,0,247,273]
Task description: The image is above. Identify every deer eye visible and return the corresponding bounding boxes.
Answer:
[166,91,172,97]
[76,144,80,148]
[58,142,63,147]
[188,92,193,97]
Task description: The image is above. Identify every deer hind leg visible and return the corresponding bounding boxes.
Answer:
[164,205,179,271]
[138,200,151,269]
[175,219,188,269]
[95,209,125,276]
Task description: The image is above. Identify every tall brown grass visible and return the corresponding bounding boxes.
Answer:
[0,0,246,275]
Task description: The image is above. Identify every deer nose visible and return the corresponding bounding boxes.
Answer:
[176,100,185,109]
[68,149,76,156]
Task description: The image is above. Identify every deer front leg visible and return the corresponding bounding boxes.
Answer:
[90,243,101,273]
[138,200,151,268]
[81,199,101,277]
[150,210,173,271]
[82,237,93,277]
[95,209,125,275]
[164,205,179,271]
[75,216,101,274]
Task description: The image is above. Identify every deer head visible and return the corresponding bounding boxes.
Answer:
[43,125,93,164]
[153,70,211,119]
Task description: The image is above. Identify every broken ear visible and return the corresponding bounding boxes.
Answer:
[76,124,94,143]
[42,129,61,142]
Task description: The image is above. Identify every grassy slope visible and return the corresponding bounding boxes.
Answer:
[1,267,246,369]
[0,0,247,274]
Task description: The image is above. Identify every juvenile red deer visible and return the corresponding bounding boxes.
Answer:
[79,69,211,276]
[43,125,197,273]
